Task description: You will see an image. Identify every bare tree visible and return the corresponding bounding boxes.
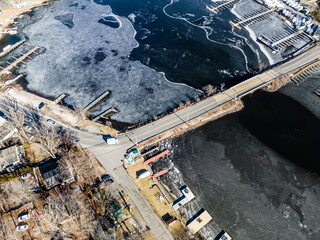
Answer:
[32,124,60,159]
[62,149,93,185]
[202,84,217,96]
[0,181,36,209]
[0,99,30,142]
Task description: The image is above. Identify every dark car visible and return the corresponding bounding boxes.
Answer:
[101,174,111,181]
[38,102,45,109]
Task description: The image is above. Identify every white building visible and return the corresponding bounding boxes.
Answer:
[172,186,195,211]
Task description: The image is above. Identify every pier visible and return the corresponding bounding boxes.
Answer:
[143,149,170,165]
[291,59,320,85]
[92,107,118,122]
[53,93,67,105]
[0,39,26,58]
[230,8,275,29]
[271,31,310,48]
[206,0,242,14]
[0,46,40,75]
[82,90,110,114]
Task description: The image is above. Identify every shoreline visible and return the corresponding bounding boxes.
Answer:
[230,4,275,66]
[0,0,52,41]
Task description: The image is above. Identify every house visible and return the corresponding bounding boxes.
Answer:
[172,185,195,211]
[0,145,21,173]
[39,160,74,189]
[186,209,213,234]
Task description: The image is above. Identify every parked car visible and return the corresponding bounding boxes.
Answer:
[104,179,114,185]
[16,224,28,231]
[18,213,30,222]
[24,116,32,122]
[23,124,33,131]
[21,173,31,180]
[101,174,111,181]
[38,102,45,109]
[46,119,55,125]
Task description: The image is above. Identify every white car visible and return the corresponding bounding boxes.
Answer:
[23,124,33,131]
[18,213,30,222]
[21,173,31,180]
[46,119,56,125]
[16,224,28,231]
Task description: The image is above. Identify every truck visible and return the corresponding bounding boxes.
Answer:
[103,135,119,144]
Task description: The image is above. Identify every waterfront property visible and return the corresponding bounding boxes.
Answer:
[186,208,213,234]
[172,185,195,211]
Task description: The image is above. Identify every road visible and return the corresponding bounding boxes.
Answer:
[2,45,320,240]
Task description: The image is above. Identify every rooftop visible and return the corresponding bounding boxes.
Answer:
[39,160,74,189]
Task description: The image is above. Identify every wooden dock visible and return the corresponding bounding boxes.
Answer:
[291,60,320,85]
[82,90,110,114]
[206,0,242,14]
[0,39,26,58]
[92,107,118,122]
[0,46,40,75]
[230,8,275,29]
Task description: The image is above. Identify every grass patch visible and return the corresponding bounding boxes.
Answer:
[0,166,33,183]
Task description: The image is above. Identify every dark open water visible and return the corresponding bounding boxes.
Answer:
[153,87,320,239]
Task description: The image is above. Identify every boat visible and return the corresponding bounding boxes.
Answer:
[257,35,280,53]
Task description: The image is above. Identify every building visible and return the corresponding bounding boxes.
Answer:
[39,160,74,189]
[172,185,195,210]
[186,209,213,234]
[0,145,21,172]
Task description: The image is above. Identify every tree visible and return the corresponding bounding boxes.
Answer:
[312,7,320,22]
[31,123,60,159]
[0,99,30,142]
[202,84,217,96]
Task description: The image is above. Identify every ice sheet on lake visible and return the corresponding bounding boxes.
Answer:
[19,0,201,123]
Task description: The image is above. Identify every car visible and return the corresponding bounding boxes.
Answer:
[38,102,45,109]
[125,155,134,163]
[16,224,28,231]
[46,119,55,125]
[18,213,30,222]
[21,173,31,180]
[104,179,114,185]
[23,124,33,131]
[24,116,32,122]
[101,174,111,181]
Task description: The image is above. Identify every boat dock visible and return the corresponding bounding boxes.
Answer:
[53,93,67,105]
[230,8,275,29]
[270,30,311,48]
[82,90,110,114]
[291,60,320,85]
[0,39,26,58]
[92,107,118,122]
[143,149,169,165]
[206,0,242,14]
[0,46,40,75]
